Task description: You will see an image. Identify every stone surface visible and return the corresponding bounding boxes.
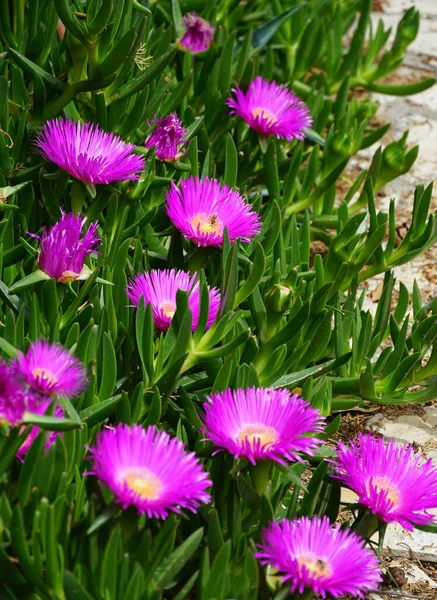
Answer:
[381,518,437,562]
[403,562,437,588]
[423,406,437,427]
[366,412,435,446]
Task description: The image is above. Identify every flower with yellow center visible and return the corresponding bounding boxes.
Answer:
[228,77,313,140]
[329,433,437,531]
[202,386,325,465]
[252,107,279,126]
[126,269,221,332]
[123,467,163,500]
[32,367,59,387]
[13,339,87,398]
[256,516,382,598]
[191,213,223,237]
[236,424,278,450]
[89,424,212,518]
[297,553,333,579]
[159,301,177,319]
[367,475,401,508]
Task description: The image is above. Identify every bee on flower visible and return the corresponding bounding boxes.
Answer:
[166,176,261,247]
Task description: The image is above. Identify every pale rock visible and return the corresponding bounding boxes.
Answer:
[366,413,434,446]
[404,562,437,588]
[379,513,437,562]
[423,406,437,427]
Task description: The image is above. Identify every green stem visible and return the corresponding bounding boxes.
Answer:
[15,0,25,40]
[70,179,86,215]
[357,264,385,285]
[352,509,379,539]
[188,246,216,275]
[254,342,273,373]
[286,46,297,81]
[250,461,271,497]
[71,59,86,83]
[330,377,361,394]
[290,588,314,600]
[42,83,77,120]
[88,43,99,69]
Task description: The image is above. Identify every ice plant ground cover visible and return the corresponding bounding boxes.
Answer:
[1,0,437,598]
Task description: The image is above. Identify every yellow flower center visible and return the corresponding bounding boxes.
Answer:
[297,553,333,579]
[252,107,279,125]
[159,301,177,319]
[367,475,401,508]
[123,467,162,500]
[32,367,58,387]
[191,213,223,236]
[236,424,278,449]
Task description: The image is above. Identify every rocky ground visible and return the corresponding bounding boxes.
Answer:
[336,1,437,597]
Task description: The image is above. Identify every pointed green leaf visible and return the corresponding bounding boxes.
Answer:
[154,528,204,589]
[9,269,51,293]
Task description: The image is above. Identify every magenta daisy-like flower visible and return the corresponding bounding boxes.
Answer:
[256,517,382,598]
[88,423,212,518]
[29,211,100,283]
[145,114,188,162]
[17,402,64,459]
[13,340,87,399]
[178,13,215,54]
[330,433,437,531]
[201,387,325,465]
[0,360,38,427]
[228,77,312,140]
[126,269,221,332]
[36,118,145,184]
[166,176,261,247]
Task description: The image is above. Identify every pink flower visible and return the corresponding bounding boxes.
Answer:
[145,114,188,162]
[179,13,215,54]
[126,269,221,332]
[36,118,145,184]
[13,340,87,399]
[201,387,325,465]
[87,423,212,518]
[228,77,312,140]
[0,360,39,427]
[256,517,382,598]
[330,433,437,531]
[17,403,64,459]
[29,211,100,283]
[166,176,261,247]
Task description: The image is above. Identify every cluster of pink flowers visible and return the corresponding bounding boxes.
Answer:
[1,340,87,458]
[82,389,437,599]
[20,46,437,600]
[86,386,325,522]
